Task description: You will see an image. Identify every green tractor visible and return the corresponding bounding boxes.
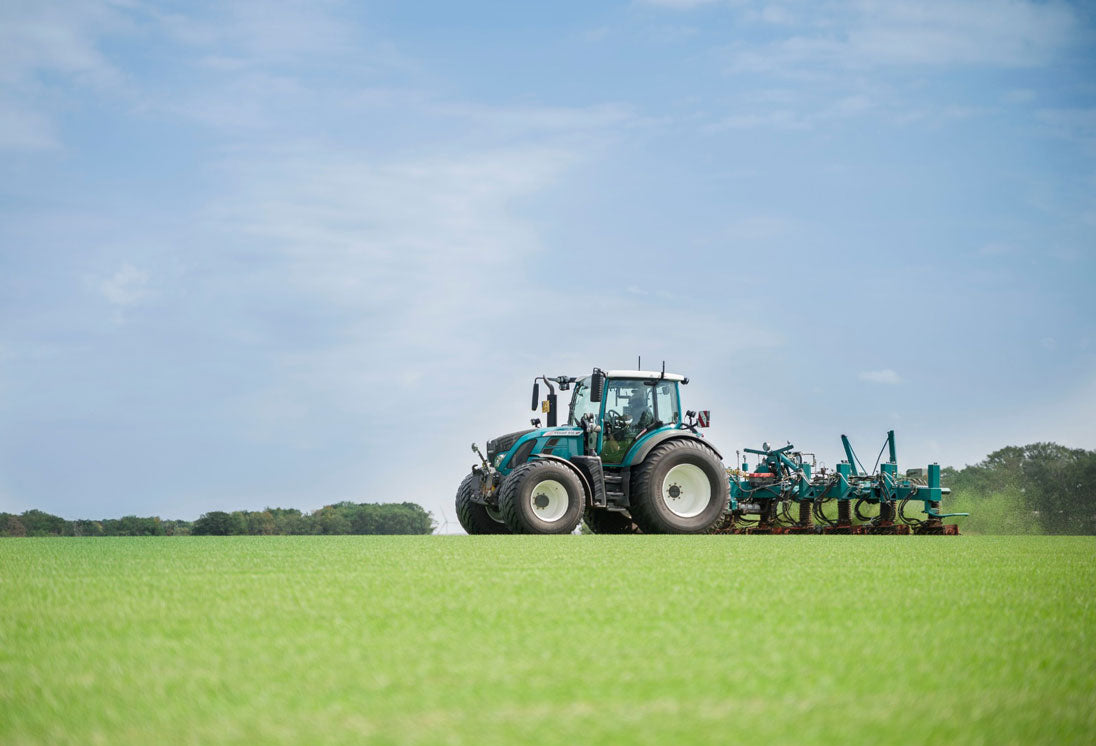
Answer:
[456,367,729,534]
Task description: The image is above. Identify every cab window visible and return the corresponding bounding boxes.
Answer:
[568,378,600,425]
[654,382,680,425]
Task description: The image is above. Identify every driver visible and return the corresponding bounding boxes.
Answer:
[625,388,654,431]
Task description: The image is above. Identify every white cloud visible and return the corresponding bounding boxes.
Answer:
[756,5,797,25]
[724,1,1079,73]
[0,0,129,150]
[432,101,636,134]
[0,106,58,150]
[151,0,361,64]
[859,369,903,385]
[705,90,883,132]
[97,264,150,307]
[706,109,811,131]
[0,1,124,87]
[641,0,722,8]
[202,142,581,407]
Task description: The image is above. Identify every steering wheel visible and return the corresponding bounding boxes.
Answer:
[604,409,630,433]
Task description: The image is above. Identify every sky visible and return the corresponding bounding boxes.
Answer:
[1,0,1094,527]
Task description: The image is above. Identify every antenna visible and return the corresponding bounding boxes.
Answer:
[437,507,452,535]
[637,355,641,369]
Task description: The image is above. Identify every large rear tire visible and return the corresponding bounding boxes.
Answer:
[455,473,510,534]
[629,439,728,533]
[499,460,585,534]
[583,508,642,534]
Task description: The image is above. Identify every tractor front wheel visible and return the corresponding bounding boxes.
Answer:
[455,473,510,534]
[498,460,585,534]
[629,440,729,533]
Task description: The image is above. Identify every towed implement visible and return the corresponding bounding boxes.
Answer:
[712,431,966,535]
[457,366,964,535]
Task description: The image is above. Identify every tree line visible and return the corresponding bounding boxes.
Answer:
[941,442,1096,534]
[0,501,435,537]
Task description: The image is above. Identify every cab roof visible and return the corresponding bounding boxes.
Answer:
[605,369,687,382]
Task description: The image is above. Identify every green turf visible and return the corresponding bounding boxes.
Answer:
[1,536,1093,745]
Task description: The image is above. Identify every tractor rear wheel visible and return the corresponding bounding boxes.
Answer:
[498,460,584,534]
[629,439,728,533]
[583,508,642,534]
[455,473,510,534]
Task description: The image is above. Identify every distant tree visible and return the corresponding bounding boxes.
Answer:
[943,443,1096,534]
[161,519,192,536]
[228,511,249,535]
[19,509,69,536]
[192,511,237,535]
[1,514,27,537]
[72,520,104,537]
[315,506,351,535]
[247,510,277,535]
[350,506,377,534]
[269,508,310,535]
[109,515,166,536]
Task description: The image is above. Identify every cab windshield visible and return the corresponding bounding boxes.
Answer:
[568,377,600,425]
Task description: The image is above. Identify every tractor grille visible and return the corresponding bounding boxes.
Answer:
[487,429,535,461]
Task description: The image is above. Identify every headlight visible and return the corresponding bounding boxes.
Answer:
[493,453,506,468]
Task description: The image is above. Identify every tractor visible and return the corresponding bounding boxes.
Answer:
[456,366,728,534]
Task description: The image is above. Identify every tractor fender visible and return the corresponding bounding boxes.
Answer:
[624,430,723,467]
[529,454,595,508]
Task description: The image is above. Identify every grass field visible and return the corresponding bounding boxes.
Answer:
[1,536,1094,745]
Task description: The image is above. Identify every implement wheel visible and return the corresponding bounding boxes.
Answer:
[583,508,642,534]
[629,440,729,534]
[455,473,510,534]
[499,460,584,534]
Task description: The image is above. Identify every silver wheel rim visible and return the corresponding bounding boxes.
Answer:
[529,479,569,523]
[485,505,505,524]
[661,464,711,518]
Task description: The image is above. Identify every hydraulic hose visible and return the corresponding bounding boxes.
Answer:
[813,497,836,527]
[898,497,924,528]
[854,498,878,523]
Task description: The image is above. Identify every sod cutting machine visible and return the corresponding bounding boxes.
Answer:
[713,432,967,535]
[456,366,964,535]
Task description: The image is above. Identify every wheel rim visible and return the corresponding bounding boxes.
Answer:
[485,505,505,524]
[661,464,711,518]
[529,479,569,523]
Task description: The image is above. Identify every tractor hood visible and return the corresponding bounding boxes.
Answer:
[485,429,536,462]
[487,426,586,463]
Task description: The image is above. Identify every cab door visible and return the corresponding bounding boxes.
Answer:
[599,379,656,464]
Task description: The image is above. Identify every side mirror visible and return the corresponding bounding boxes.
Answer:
[590,368,606,403]
[531,381,540,411]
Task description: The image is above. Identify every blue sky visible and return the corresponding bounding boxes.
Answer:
[1,0,1094,525]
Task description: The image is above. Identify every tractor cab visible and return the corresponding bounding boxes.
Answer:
[584,371,684,463]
